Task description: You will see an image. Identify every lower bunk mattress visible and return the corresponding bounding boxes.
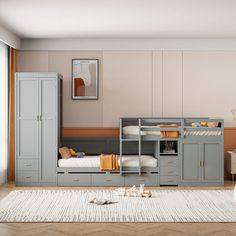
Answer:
[58,155,158,168]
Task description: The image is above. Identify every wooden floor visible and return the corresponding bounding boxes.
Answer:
[0,181,236,236]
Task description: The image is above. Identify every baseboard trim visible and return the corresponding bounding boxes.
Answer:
[63,127,119,138]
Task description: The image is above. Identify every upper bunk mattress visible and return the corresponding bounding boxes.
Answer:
[58,155,157,168]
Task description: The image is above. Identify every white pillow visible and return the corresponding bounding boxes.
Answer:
[123,126,147,135]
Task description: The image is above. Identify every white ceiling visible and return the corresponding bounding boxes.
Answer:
[0,0,236,39]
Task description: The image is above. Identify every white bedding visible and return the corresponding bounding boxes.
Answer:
[58,155,157,168]
[123,126,160,136]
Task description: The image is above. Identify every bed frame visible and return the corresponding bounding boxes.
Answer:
[57,137,159,186]
[57,117,224,187]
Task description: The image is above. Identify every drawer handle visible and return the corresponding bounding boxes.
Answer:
[137,179,145,182]
[167,180,174,182]
[168,171,174,174]
[73,179,80,182]
[167,161,174,164]
[25,176,32,179]
[24,164,32,167]
[105,179,112,182]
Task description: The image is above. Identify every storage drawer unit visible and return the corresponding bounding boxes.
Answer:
[17,159,39,171]
[57,174,91,186]
[124,174,159,186]
[91,174,124,186]
[160,175,178,185]
[160,166,178,175]
[159,158,178,167]
[16,171,39,183]
[159,157,178,185]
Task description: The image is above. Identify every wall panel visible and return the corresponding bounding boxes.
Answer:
[48,51,103,127]
[183,51,236,127]
[103,51,153,126]
[17,51,48,72]
[152,51,163,116]
[163,51,183,117]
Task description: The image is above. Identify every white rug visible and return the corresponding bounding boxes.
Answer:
[0,190,235,222]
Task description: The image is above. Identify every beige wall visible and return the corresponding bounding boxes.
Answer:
[17,50,236,127]
[103,51,153,126]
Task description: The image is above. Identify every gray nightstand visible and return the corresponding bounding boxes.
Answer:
[227,151,236,181]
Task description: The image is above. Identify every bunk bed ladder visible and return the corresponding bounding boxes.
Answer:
[119,118,123,176]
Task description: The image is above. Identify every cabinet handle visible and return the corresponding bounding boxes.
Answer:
[200,161,205,167]
[168,171,174,174]
[25,176,32,179]
[105,179,112,182]
[24,164,32,167]
[73,179,80,182]
[167,180,174,182]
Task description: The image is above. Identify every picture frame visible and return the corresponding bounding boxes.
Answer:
[72,59,99,100]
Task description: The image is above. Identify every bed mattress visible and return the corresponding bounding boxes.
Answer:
[58,155,157,168]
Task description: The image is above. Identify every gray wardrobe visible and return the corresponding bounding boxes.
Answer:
[15,72,62,186]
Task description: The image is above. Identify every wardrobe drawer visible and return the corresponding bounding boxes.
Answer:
[159,158,178,167]
[124,174,159,186]
[160,166,178,175]
[16,171,39,183]
[57,174,91,186]
[91,174,124,186]
[160,175,178,185]
[17,159,38,171]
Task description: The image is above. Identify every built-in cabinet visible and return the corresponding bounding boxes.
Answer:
[120,117,224,187]
[181,141,223,185]
[15,72,62,186]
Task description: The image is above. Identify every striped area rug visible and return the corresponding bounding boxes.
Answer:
[0,190,235,222]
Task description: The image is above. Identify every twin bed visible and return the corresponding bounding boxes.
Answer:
[57,117,223,186]
[58,155,158,168]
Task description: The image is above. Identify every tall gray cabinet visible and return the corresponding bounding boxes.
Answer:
[15,72,62,186]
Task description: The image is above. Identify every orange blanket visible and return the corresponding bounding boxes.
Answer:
[160,124,179,138]
[100,154,118,171]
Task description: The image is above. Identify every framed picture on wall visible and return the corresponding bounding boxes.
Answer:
[72,59,99,100]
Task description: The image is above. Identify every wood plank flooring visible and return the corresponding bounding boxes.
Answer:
[0,181,236,236]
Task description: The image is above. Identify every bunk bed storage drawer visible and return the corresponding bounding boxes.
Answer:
[159,158,178,167]
[91,174,124,186]
[160,175,178,185]
[16,171,39,183]
[57,174,91,186]
[124,174,159,186]
[160,166,178,175]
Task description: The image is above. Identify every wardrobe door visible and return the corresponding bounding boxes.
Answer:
[17,78,39,160]
[40,78,57,183]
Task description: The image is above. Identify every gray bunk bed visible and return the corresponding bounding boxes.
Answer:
[57,117,224,187]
